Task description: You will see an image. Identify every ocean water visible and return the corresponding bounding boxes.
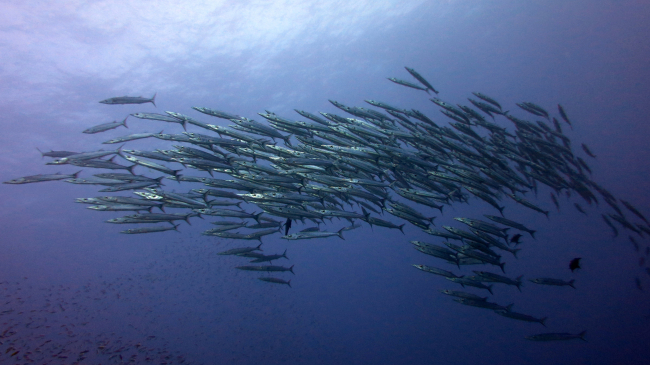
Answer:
[1,1,649,364]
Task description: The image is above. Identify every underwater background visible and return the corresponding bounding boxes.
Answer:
[1,1,650,364]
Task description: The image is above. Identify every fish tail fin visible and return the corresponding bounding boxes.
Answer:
[151,93,156,107]
[122,117,128,128]
[512,248,521,259]
[337,227,345,240]
[173,224,180,232]
[540,317,547,327]
[73,170,82,179]
[498,206,505,216]
[569,279,576,289]
[516,276,523,292]
[128,164,137,175]
[256,242,263,251]
[147,206,153,213]
[36,147,44,157]
[499,262,506,274]
[578,330,587,341]
[529,230,536,239]
[173,169,182,177]
[487,285,493,295]
[253,212,264,224]
[505,303,513,312]
[159,204,166,213]
[398,224,405,235]
[437,204,444,214]
[287,279,292,288]
[182,121,187,131]
[361,207,369,219]
[282,249,288,260]
[289,265,295,275]
[544,211,549,219]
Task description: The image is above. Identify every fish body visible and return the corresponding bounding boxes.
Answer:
[281,228,345,240]
[484,215,536,238]
[236,265,294,274]
[249,249,288,263]
[258,277,291,287]
[4,171,82,184]
[440,290,487,301]
[404,67,439,94]
[557,104,573,129]
[529,278,575,289]
[495,310,546,326]
[412,265,459,278]
[103,131,159,144]
[453,298,511,311]
[120,224,179,234]
[473,271,523,291]
[525,331,586,342]
[83,118,128,134]
[218,243,263,255]
[445,277,494,294]
[507,194,549,218]
[100,94,156,106]
[471,92,502,110]
[36,149,79,158]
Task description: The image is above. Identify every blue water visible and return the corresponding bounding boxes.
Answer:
[1,1,649,364]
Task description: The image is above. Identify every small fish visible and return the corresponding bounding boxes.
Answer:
[100,93,156,106]
[525,331,586,342]
[529,278,575,289]
[217,243,263,256]
[472,92,502,110]
[574,203,587,215]
[258,277,291,287]
[620,200,649,225]
[495,309,547,326]
[120,224,179,234]
[550,192,560,211]
[509,234,522,245]
[236,265,295,274]
[36,148,79,158]
[404,67,439,94]
[281,228,345,240]
[83,118,128,134]
[557,104,573,129]
[581,143,596,158]
[439,290,486,301]
[3,171,82,184]
[387,77,430,93]
[602,214,619,237]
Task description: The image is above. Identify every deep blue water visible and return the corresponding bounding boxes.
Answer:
[1,1,650,364]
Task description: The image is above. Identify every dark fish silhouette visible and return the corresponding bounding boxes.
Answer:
[569,258,581,272]
[284,218,292,236]
[510,234,522,245]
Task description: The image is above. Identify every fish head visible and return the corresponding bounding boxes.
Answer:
[47,158,68,165]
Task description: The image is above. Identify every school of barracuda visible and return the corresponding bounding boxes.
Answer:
[5,67,650,342]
